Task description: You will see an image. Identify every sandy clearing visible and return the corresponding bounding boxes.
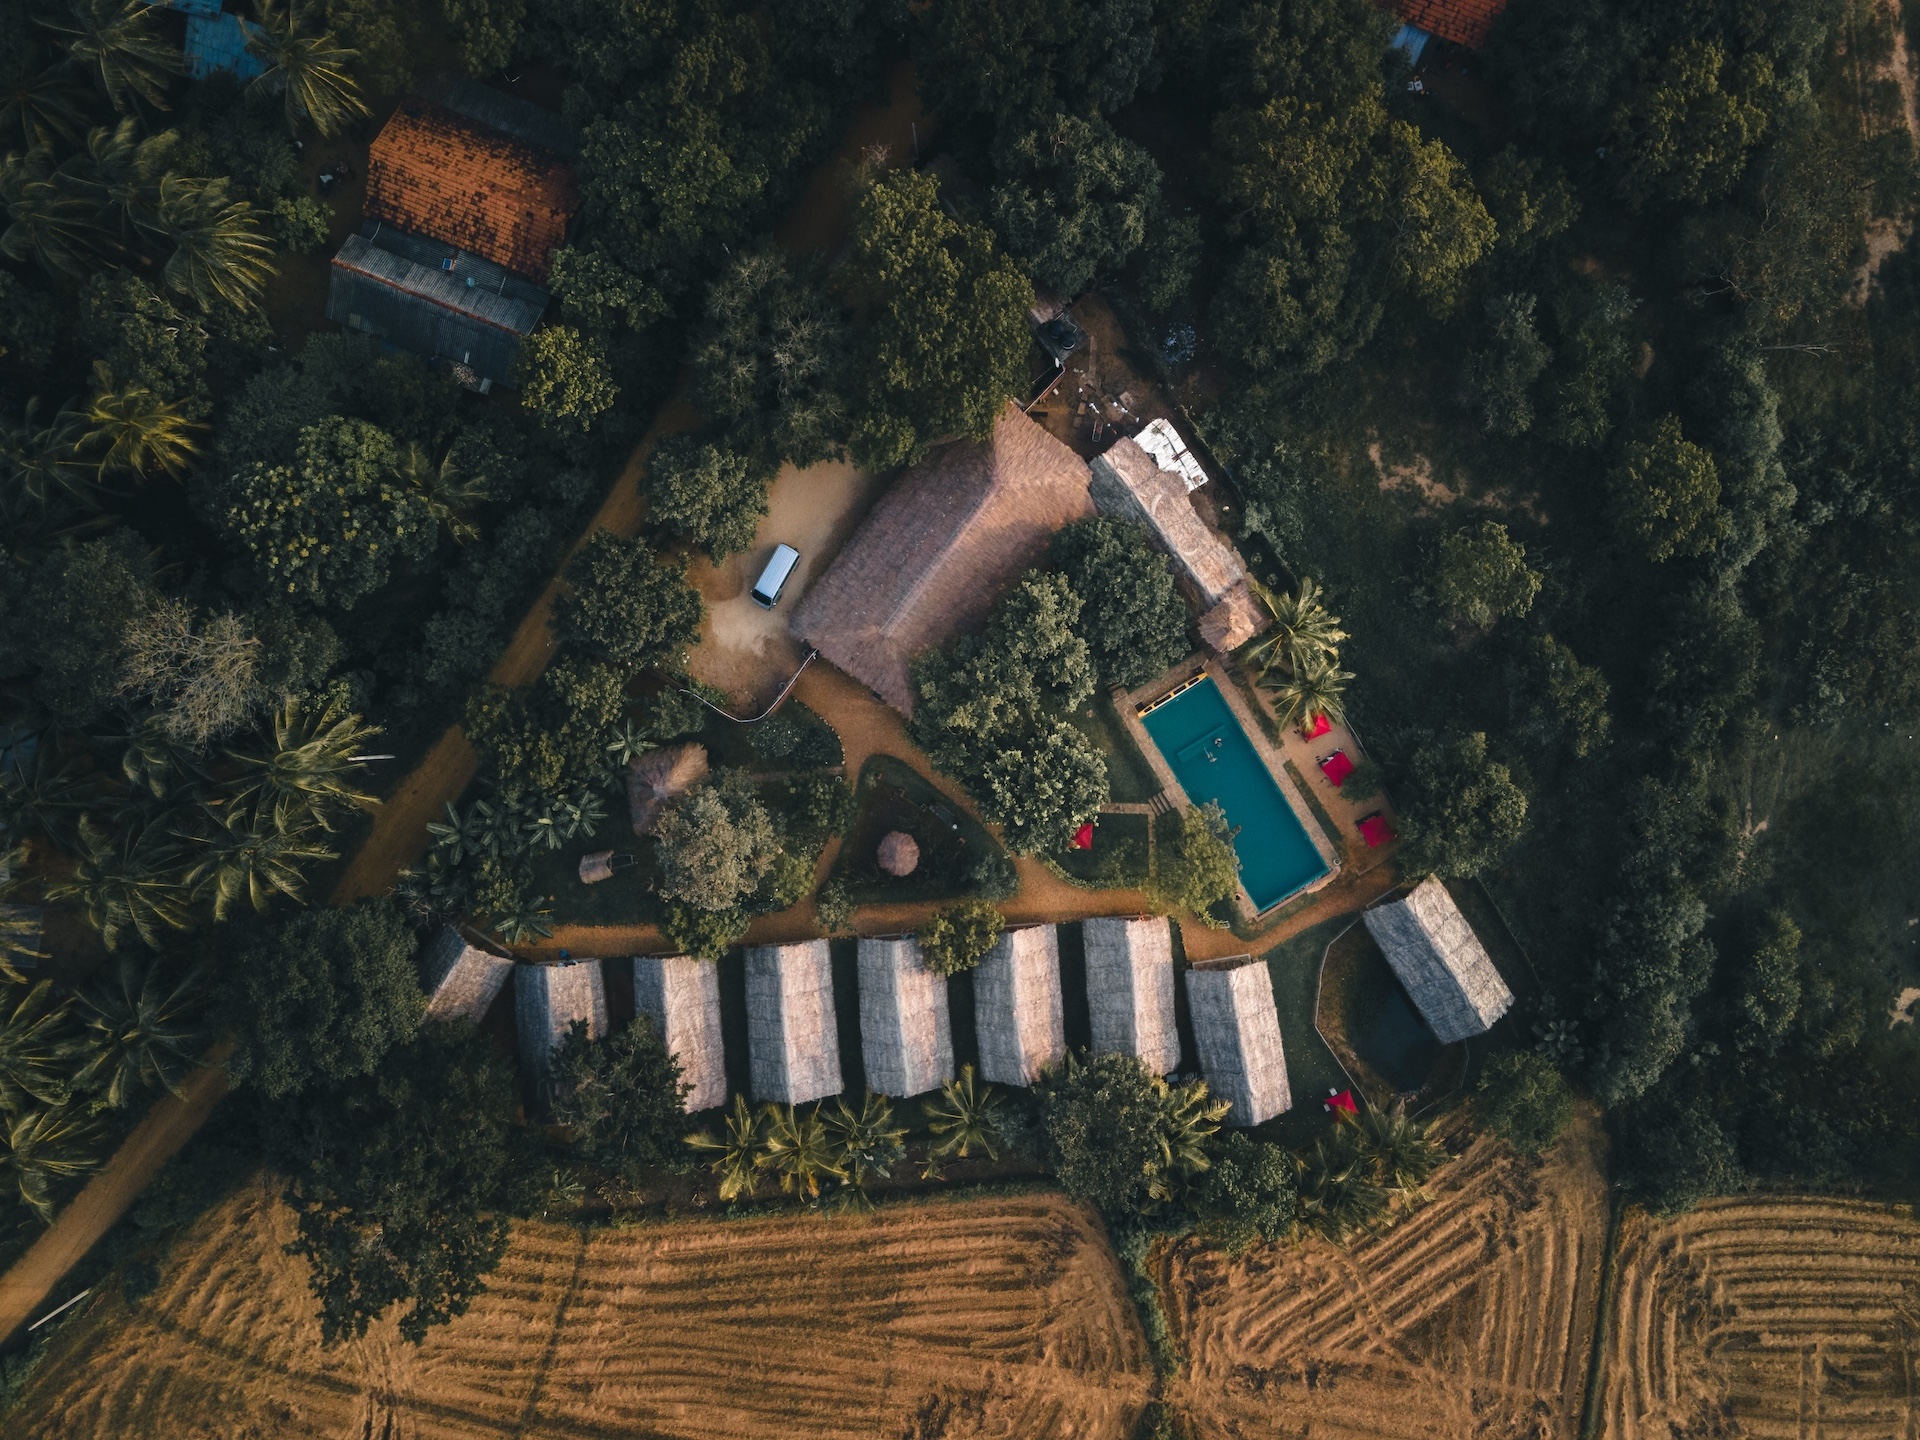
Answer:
[1594,1193,1920,1440]
[1159,1108,1611,1440]
[10,1183,1151,1440]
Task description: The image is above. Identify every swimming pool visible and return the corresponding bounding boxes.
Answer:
[1140,677,1330,912]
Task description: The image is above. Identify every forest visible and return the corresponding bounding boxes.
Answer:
[1,0,1917,1351]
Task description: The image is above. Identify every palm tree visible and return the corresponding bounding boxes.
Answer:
[149,175,276,312]
[758,1102,845,1199]
[0,897,47,986]
[59,118,165,252]
[1,396,99,519]
[486,891,552,945]
[0,147,113,282]
[687,1094,764,1201]
[45,815,191,950]
[0,63,91,151]
[0,742,99,850]
[180,807,335,919]
[2,1102,105,1221]
[246,2,369,138]
[74,952,206,1107]
[1296,1134,1388,1244]
[78,363,203,480]
[0,980,79,1112]
[398,442,492,544]
[224,695,382,834]
[1260,651,1355,734]
[1246,576,1348,678]
[118,716,208,802]
[1149,1078,1231,1203]
[40,0,181,115]
[922,1064,1005,1170]
[1352,1104,1447,1196]
[823,1092,906,1193]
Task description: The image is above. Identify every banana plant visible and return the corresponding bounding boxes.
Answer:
[758,1102,846,1200]
[823,1092,906,1194]
[922,1063,1005,1176]
[686,1094,764,1201]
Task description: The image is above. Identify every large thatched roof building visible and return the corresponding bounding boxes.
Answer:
[419,925,515,1025]
[1082,916,1181,1076]
[791,402,1094,715]
[973,925,1067,1086]
[856,937,954,1098]
[1362,876,1514,1044]
[516,959,608,1100]
[744,941,843,1104]
[632,954,728,1113]
[1185,956,1291,1125]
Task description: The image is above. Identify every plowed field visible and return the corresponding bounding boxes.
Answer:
[1594,1195,1920,1440]
[1158,1113,1611,1440]
[11,1184,1151,1439]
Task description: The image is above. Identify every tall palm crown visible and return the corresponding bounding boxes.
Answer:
[0,63,91,151]
[75,953,206,1107]
[225,695,382,834]
[823,1092,905,1192]
[0,980,79,1112]
[1247,576,1348,677]
[0,148,109,283]
[45,815,191,950]
[757,1102,845,1199]
[923,1063,1005,1162]
[246,1,369,138]
[2,1102,104,1221]
[1353,1104,1447,1194]
[181,807,335,920]
[1296,1132,1388,1243]
[40,0,181,115]
[80,364,204,480]
[1259,651,1355,732]
[686,1093,762,1201]
[150,174,276,312]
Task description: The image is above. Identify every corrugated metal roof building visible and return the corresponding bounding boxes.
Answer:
[324,223,549,387]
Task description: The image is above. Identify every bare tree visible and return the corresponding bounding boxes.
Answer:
[118,598,263,746]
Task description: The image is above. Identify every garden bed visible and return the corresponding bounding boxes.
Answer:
[828,756,1011,906]
[1051,811,1152,889]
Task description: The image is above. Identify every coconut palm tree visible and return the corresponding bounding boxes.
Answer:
[180,807,336,919]
[59,118,166,252]
[40,0,181,115]
[923,1064,1005,1167]
[0,62,91,151]
[0,147,113,282]
[1,1102,104,1221]
[1148,1077,1231,1203]
[1246,576,1348,678]
[0,897,46,986]
[0,980,79,1112]
[119,716,207,802]
[73,953,206,1107]
[1296,1132,1388,1244]
[149,174,276,312]
[45,815,191,950]
[224,695,382,834]
[1260,651,1355,733]
[823,1092,906,1193]
[78,364,203,480]
[0,397,98,517]
[0,743,99,850]
[398,442,492,544]
[758,1102,845,1199]
[1352,1104,1447,1196]
[246,1,369,138]
[686,1094,764,1201]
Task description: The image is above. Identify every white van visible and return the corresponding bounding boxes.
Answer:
[750,544,801,608]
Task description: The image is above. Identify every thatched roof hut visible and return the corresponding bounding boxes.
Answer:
[419,925,515,1025]
[744,940,843,1104]
[973,925,1066,1086]
[1081,917,1181,1076]
[791,402,1094,715]
[515,958,608,1099]
[1361,875,1514,1043]
[627,742,709,835]
[632,954,728,1113]
[1091,433,1248,608]
[1184,956,1291,1126]
[1197,582,1269,654]
[856,937,954,1098]
[877,831,920,877]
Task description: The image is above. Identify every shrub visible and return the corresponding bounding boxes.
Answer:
[550,1016,691,1175]
[553,530,704,675]
[1035,1052,1226,1217]
[814,876,856,934]
[1154,803,1240,926]
[781,772,855,847]
[1193,1131,1298,1253]
[1048,517,1191,688]
[1476,1050,1575,1156]
[917,899,1004,976]
[966,850,1020,901]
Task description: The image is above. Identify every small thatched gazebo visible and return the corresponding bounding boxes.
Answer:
[973,925,1066,1086]
[1082,916,1181,1075]
[744,940,843,1104]
[419,925,515,1025]
[627,742,710,835]
[876,831,920,877]
[632,954,728,1113]
[1185,955,1291,1126]
[515,958,609,1101]
[1361,875,1513,1043]
[856,937,953,1098]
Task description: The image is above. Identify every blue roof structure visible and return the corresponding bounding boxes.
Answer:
[1391,23,1432,67]
[183,12,268,80]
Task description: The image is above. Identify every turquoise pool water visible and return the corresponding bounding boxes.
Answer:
[1141,678,1329,911]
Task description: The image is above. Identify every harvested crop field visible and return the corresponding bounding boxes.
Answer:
[1157,1112,1611,1439]
[11,1183,1151,1439]
[1594,1195,1920,1440]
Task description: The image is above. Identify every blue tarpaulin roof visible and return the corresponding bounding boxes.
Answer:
[183,12,267,80]
[1391,23,1432,67]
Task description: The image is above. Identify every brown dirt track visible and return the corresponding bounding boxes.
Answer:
[9,1184,1150,1440]
[1594,1195,1920,1440]
[1157,1112,1612,1440]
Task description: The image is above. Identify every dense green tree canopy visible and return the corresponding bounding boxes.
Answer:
[644,435,771,561]
[1476,1051,1574,1156]
[1035,1051,1225,1216]
[916,899,1003,977]
[1612,416,1726,562]
[1048,518,1190,689]
[653,773,779,913]
[1433,522,1541,629]
[1400,732,1530,881]
[550,1016,690,1179]
[553,530,705,674]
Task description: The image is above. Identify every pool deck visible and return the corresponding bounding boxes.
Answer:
[1115,655,1342,925]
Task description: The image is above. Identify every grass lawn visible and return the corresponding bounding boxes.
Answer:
[1070,695,1162,804]
[1243,913,1365,1147]
[830,756,1011,906]
[692,698,842,773]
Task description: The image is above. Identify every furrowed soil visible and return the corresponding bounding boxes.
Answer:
[1158,1111,1612,1440]
[1594,1194,1920,1440]
[10,1185,1151,1440]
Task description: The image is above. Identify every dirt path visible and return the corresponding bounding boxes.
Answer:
[0,1052,231,1345]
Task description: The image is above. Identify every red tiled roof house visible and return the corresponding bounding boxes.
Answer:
[1392,0,1508,52]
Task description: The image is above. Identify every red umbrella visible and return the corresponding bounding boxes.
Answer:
[1072,821,1094,850]
[1324,1089,1358,1116]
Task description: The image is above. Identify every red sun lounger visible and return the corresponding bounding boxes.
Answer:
[1358,812,1396,848]
[1318,750,1355,787]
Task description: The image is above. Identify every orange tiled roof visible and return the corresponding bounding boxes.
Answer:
[365,100,578,282]
[1394,0,1507,49]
